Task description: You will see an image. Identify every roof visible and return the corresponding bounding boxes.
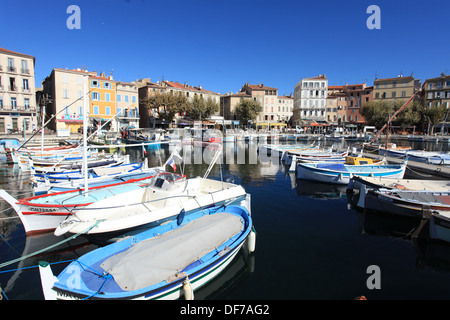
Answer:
[374,76,414,82]
[163,81,219,95]
[0,47,35,59]
[422,75,450,83]
[306,74,327,80]
[243,83,278,91]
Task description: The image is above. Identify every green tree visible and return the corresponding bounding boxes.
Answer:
[421,103,448,134]
[234,98,263,127]
[360,100,421,130]
[185,95,219,120]
[141,91,188,123]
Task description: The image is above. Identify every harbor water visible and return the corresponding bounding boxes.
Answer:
[1,138,450,300]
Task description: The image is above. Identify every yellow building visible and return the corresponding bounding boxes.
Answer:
[89,74,117,130]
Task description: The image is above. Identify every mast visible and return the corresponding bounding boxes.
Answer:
[83,76,88,196]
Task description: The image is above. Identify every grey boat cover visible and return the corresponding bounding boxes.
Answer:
[395,191,449,204]
[100,212,244,291]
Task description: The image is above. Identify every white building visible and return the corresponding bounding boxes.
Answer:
[293,74,328,126]
[0,47,37,133]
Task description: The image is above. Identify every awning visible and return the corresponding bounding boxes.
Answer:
[256,122,287,127]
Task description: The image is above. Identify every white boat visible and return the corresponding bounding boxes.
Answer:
[346,175,450,209]
[297,159,407,185]
[406,151,450,165]
[39,203,255,300]
[54,169,248,237]
[430,210,450,243]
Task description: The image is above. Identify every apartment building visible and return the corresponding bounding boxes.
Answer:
[89,74,117,130]
[220,91,253,121]
[328,84,372,126]
[373,75,420,102]
[0,47,37,133]
[422,73,450,108]
[116,81,139,129]
[293,75,328,126]
[42,68,90,133]
[238,83,291,128]
[137,78,221,128]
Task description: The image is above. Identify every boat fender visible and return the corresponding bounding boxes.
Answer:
[182,278,194,300]
[177,208,185,226]
[248,228,256,253]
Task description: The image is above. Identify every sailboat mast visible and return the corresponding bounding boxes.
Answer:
[83,76,88,196]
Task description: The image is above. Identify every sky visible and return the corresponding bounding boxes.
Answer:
[1,0,449,96]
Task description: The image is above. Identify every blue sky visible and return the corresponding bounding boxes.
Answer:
[1,0,449,96]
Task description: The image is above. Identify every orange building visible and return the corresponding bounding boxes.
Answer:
[89,73,117,130]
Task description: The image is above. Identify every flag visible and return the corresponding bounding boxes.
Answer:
[142,144,147,156]
[167,156,176,172]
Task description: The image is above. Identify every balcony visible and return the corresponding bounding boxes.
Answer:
[21,68,30,75]
[0,106,37,113]
[22,87,31,93]
[7,66,16,73]
[8,85,17,92]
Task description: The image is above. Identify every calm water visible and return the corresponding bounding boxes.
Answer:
[1,138,450,300]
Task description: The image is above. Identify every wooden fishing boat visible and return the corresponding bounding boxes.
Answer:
[0,171,161,235]
[296,159,406,185]
[39,204,255,300]
[54,169,248,237]
[346,175,450,209]
[364,189,450,218]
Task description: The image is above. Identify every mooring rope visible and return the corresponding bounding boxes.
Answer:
[0,220,103,270]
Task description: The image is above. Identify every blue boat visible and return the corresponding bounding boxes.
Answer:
[297,159,407,185]
[39,204,255,300]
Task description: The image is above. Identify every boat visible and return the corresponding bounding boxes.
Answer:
[39,204,255,300]
[405,151,450,165]
[377,143,413,158]
[0,170,163,235]
[429,210,450,243]
[364,189,450,218]
[296,158,406,185]
[346,175,450,209]
[54,169,249,238]
[33,161,153,195]
[288,147,349,163]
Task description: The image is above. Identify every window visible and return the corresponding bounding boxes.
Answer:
[64,105,69,115]
[21,60,29,74]
[125,95,129,102]
[392,91,396,98]
[105,93,110,101]
[0,97,3,108]
[63,89,69,99]
[78,91,83,99]
[429,83,433,90]
[92,92,100,100]
[132,96,136,103]
[24,98,30,109]
[11,97,17,109]
[23,79,29,90]
[9,77,16,91]
[93,106,99,115]
[104,82,110,89]
[91,80,99,87]
[62,74,68,83]
[77,76,83,85]
[7,58,15,72]
[117,94,121,102]
[401,91,406,97]
[105,106,111,115]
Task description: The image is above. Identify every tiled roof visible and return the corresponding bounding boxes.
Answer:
[0,47,35,59]
[244,83,278,91]
[374,76,414,82]
[163,81,219,94]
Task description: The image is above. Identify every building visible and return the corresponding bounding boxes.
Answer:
[327,83,373,128]
[137,78,221,128]
[89,73,117,131]
[293,75,328,126]
[116,81,139,129]
[422,73,450,108]
[238,83,291,129]
[373,75,421,102]
[0,47,37,133]
[42,68,90,133]
[220,91,252,122]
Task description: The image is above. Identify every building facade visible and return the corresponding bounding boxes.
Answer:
[0,47,37,133]
[328,83,373,127]
[373,75,420,102]
[89,74,117,131]
[42,68,90,133]
[116,81,139,129]
[422,74,450,108]
[238,83,291,128]
[293,75,328,126]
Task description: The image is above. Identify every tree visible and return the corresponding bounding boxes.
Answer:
[184,95,219,121]
[141,91,188,124]
[421,103,448,134]
[234,98,263,127]
[360,100,421,130]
